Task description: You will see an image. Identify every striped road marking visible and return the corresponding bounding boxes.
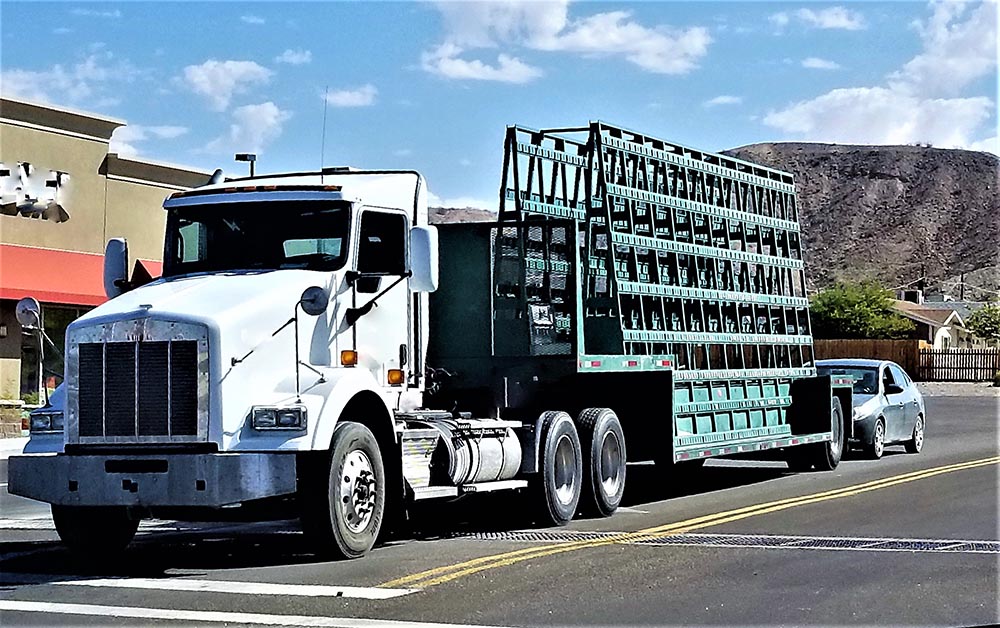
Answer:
[380,456,1000,589]
[0,601,507,627]
[55,577,416,599]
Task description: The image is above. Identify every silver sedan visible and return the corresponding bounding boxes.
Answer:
[816,359,926,459]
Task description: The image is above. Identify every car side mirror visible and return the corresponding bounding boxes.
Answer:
[409,225,438,293]
[104,238,129,299]
[884,384,904,395]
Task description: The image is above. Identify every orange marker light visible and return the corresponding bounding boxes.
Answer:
[387,369,405,386]
[340,350,358,367]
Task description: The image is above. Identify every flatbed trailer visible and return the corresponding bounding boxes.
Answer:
[428,121,851,469]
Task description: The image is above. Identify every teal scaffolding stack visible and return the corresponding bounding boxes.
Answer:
[497,121,817,454]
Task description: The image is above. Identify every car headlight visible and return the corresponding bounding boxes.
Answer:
[30,411,64,433]
[251,406,307,431]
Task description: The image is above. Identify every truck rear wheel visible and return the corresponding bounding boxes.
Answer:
[577,408,626,517]
[301,421,385,559]
[532,411,583,526]
[52,505,139,558]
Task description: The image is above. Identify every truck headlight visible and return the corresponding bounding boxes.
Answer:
[30,411,64,433]
[251,406,307,431]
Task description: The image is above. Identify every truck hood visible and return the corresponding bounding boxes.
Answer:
[73,270,338,331]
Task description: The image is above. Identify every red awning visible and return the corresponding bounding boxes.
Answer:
[0,244,162,307]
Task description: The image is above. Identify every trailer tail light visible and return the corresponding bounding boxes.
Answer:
[341,350,358,367]
[387,369,405,386]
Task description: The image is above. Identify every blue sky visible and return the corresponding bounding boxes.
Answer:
[2,1,996,208]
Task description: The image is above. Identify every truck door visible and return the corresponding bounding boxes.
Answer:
[352,209,410,393]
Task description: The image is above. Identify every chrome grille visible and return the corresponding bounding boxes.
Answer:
[78,340,199,438]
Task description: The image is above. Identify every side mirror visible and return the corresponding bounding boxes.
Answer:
[15,297,41,329]
[409,225,438,293]
[104,238,129,299]
[299,286,329,316]
[884,384,904,395]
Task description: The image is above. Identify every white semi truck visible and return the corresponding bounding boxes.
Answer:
[10,122,849,559]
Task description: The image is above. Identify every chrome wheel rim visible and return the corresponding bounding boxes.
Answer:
[553,433,579,506]
[914,417,924,451]
[341,449,377,533]
[874,422,885,458]
[599,429,624,497]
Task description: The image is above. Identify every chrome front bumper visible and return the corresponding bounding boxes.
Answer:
[8,452,297,507]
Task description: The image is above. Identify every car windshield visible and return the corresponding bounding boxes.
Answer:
[817,366,879,395]
[163,200,350,277]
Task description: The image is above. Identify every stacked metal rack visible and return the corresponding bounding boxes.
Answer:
[497,121,817,455]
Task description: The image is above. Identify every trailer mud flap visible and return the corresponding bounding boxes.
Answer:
[787,375,851,439]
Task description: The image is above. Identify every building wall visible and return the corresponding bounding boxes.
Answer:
[0,97,210,401]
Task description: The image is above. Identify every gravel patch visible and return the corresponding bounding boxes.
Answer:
[916,382,1000,397]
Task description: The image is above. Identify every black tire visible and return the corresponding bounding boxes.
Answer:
[904,415,924,454]
[52,505,139,558]
[577,408,626,517]
[301,422,386,559]
[788,396,845,472]
[864,418,886,460]
[532,411,583,526]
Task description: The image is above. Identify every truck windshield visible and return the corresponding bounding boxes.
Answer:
[163,200,350,277]
[817,366,879,395]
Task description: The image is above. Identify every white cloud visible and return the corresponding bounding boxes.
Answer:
[241,15,265,25]
[324,84,378,107]
[968,135,998,155]
[764,87,992,147]
[110,124,189,157]
[393,149,413,157]
[71,8,121,18]
[204,102,291,155]
[889,0,996,97]
[802,57,841,70]
[704,95,742,107]
[427,191,496,211]
[275,49,312,65]
[765,1,995,151]
[180,60,273,111]
[53,27,73,35]
[0,51,140,106]
[422,43,542,83]
[771,7,866,31]
[425,1,711,80]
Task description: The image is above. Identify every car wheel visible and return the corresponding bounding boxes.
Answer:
[865,418,885,460]
[904,415,924,454]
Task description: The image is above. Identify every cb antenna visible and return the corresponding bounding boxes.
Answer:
[320,85,329,184]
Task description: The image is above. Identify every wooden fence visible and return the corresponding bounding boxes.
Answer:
[918,349,1000,382]
[813,340,921,377]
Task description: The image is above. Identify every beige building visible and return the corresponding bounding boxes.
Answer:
[1,96,211,402]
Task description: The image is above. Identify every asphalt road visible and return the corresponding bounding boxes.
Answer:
[1,395,997,627]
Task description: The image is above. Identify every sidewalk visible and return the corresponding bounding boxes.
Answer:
[0,436,28,460]
[916,382,1000,397]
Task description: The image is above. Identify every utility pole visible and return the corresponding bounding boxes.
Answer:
[960,273,965,300]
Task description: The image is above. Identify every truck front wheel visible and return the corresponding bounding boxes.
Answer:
[301,421,386,559]
[52,505,139,558]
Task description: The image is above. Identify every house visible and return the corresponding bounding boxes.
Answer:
[891,299,990,349]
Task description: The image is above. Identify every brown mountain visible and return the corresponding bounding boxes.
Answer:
[724,144,1000,297]
[431,144,1000,298]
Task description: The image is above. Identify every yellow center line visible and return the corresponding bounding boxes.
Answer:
[379,456,999,589]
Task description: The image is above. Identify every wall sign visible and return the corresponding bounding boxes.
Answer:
[0,162,71,223]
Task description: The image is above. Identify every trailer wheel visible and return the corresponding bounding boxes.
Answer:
[577,408,626,517]
[532,411,583,526]
[301,421,385,559]
[52,505,139,558]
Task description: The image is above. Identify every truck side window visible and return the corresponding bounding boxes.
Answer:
[357,211,406,275]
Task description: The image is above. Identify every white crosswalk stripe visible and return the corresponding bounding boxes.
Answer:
[55,577,417,599]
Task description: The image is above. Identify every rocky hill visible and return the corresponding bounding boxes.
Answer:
[431,144,999,298]
[724,144,999,296]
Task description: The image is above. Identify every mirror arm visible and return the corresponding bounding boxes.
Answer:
[345,271,412,326]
